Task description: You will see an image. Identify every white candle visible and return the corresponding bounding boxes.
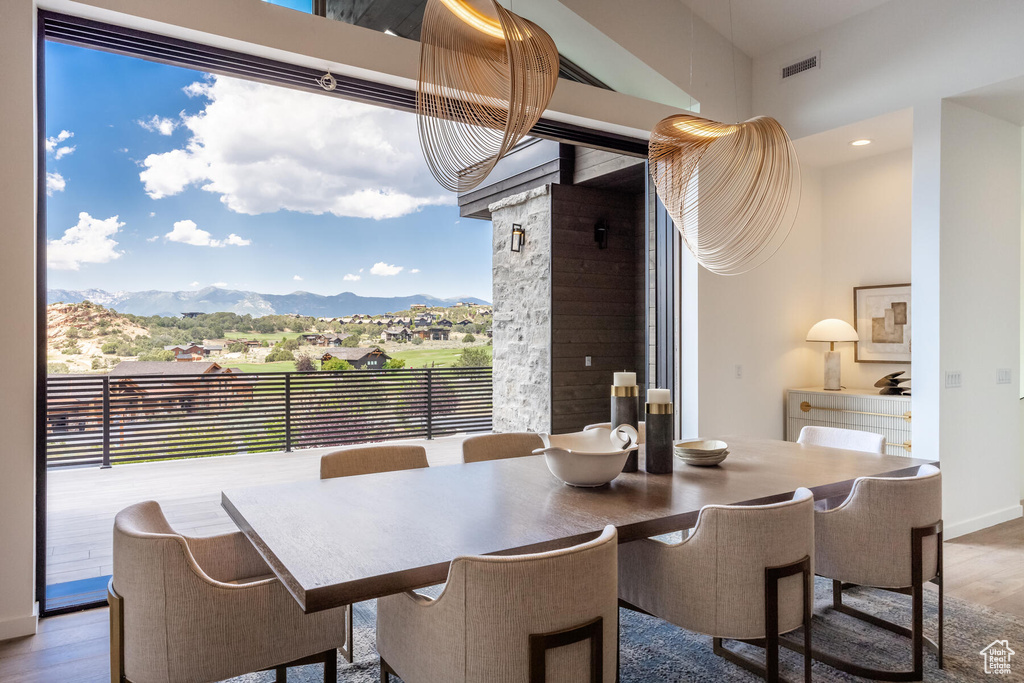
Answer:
[613,372,636,387]
[647,388,671,404]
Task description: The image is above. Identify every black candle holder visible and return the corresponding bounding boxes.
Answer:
[644,402,673,474]
[611,385,639,472]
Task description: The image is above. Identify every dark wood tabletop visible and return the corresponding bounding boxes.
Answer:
[222,435,935,613]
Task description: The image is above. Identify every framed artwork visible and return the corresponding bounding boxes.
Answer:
[854,283,911,363]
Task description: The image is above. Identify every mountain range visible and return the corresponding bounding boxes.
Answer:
[47,287,491,318]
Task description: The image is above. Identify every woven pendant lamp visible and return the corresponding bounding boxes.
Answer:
[417,0,559,192]
[648,113,801,275]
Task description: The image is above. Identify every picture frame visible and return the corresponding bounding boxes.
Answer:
[853,283,911,364]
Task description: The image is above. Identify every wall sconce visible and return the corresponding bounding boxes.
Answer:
[594,219,608,249]
[510,223,525,252]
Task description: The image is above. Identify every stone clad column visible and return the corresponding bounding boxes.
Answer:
[489,186,552,433]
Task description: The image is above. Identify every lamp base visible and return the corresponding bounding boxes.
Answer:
[823,351,841,391]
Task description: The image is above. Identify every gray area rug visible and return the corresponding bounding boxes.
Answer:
[233,578,1023,681]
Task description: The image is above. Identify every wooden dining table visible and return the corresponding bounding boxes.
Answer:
[222,435,935,614]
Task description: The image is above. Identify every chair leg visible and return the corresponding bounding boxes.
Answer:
[324,648,337,683]
[107,580,126,683]
[379,656,393,683]
[782,522,943,683]
[339,604,354,664]
[275,666,287,682]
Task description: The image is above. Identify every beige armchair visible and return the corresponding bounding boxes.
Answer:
[110,501,348,683]
[377,526,619,683]
[320,443,428,479]
[461,432,544,463]
[619,489,814,682]
[812,464,943,680]
[797,425,885,454]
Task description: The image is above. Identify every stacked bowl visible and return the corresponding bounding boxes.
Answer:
[673,439,729,467]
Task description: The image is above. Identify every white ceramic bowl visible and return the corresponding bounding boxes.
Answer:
[673,439,728,456]
[534,426,640,487]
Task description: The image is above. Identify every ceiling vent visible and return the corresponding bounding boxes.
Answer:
[781,51,820,80]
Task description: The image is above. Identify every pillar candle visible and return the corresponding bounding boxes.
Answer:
[647,388,671,404]
[613,372,636,387]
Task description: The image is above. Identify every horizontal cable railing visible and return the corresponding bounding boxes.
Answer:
[45,367,493,468]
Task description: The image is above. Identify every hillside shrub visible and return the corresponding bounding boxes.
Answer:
[410,336,423,346]
[294,355,316,372]
[383,358,406,369]
[322,357,353,372]
[462,333,476,343]
[266,347,294,362]
[454,346,491,367]
[47,362,70,374]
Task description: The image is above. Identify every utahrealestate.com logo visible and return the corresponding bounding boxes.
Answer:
[980,640,1015,675]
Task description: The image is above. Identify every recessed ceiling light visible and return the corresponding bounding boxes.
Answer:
[850,139,873,146]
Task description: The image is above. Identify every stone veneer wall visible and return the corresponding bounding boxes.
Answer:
[489,186,552,433]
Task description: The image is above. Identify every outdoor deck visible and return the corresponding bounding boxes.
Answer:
[45,435,469,588]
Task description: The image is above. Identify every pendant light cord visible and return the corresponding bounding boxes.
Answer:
[729,0,738,120]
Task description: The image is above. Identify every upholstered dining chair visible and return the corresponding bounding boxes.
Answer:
[797,425,885,454]
[619,488,815,683]
[110,500,348,683]
[377,525,619,683]
[320,443,428,479]
[809,464,943,681]
[461,431,544,463]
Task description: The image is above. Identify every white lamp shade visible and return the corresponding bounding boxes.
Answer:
[806,318,859,343]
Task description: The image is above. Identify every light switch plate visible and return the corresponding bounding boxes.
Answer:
[997,368,1012,384]
[585,356,592,367]
[945,370,962,388]
[735,364,743,379]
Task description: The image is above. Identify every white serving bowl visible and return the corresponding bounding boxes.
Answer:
[534,426,640,487]
[673,439,728,456]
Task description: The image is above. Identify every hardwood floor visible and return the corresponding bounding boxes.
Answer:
[3,513,1022,682]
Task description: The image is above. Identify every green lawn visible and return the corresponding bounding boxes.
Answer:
[225,361,296,373]
[390,345,492,368]
[227,332,303,343]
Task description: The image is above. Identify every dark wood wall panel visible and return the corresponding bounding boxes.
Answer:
[549,184,643,433]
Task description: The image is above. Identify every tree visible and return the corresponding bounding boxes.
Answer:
[462,333,476,343]
[227,342,244,353]
[383,358,406,369]
[294,355,316,372]
[47,362,70,374]
[101,341,119,354]
[322,357,353,372]
[281,337,300,351]
[91,357,103,370]
[340,335,361,348]
[454,346,491,367]
[410,335,424,346]
[66,327,80,339]
[138,349,175,362]
[266,347,294,362]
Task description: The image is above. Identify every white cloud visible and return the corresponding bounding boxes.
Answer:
[211,282,228,288]
[370,262,403,276]
[139,75,454,219]
[343,273,361,282]
[410,268,421,274]
[45,130,75,159]
[149,212,156,218]
[164,219,250,247]
[146,236,160,243]
[45,172,66,196]
[47,212,123,271]
[293,275,303,281]
[138,115,178,136]
[189,281,200,288]
[358,268,364,273]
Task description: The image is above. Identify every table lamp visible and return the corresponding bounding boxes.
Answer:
[806,319,859,391]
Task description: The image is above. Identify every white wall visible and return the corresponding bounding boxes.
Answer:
[820,149,913,390]
[934,101,1022,536]
[696,167,823,439]
[753,0,1024,139]
[0,0,40,640]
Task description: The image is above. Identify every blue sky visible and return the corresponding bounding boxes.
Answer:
[44,38,493,301]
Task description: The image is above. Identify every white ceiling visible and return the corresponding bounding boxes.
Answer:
[950,75,1024,126]
[679,0,893,57]
[793,108,913,169]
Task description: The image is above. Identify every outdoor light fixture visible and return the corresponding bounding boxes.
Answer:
[510,224,525,252]
[594,219,608,249]
[417,0,559,192]
[850,139,873,146]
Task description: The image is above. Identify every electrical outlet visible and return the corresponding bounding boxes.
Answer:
[735,364,743,379]
[997,368,1012,384]
[944,370,962,389]
[585,356,592,367]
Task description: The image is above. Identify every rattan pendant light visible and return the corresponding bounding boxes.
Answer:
[417,0,559,192]
[648,114,800,275]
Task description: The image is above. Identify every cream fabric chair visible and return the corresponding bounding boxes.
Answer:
[320,443,428,479]
[377,526,619,683]
[797,425,885,454]
[619,489,814,682]
[110,501,348,683]
[812,464,943,680]
[461,432,544,463]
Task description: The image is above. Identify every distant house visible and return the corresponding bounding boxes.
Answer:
[164,343,208,359]
[410,304,427,310]
[321,347,392,369]
[107,361,252,412]
[320,332,350,347]
[226,338,262,350]
[181,312,202,319]
[381,326,411,342]
[300,333,324,345]
[455,320,475,328]
[412,326,449,341]
[437,319,454,328]
[414,316,432,327]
